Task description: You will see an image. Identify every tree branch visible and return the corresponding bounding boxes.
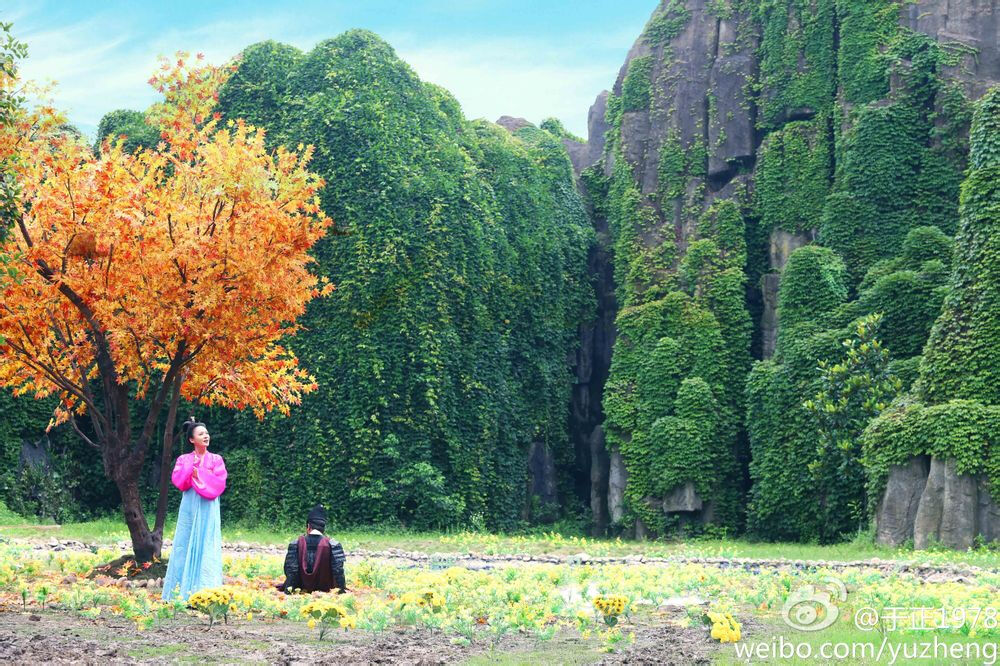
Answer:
[70,413,100,450]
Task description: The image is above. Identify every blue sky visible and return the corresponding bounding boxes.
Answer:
[4,1,658,140]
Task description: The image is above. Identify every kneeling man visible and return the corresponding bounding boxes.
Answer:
[277,505,346,593]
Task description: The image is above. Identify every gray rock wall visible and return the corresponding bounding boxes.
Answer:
[877,456,1000,548]
[563,0,999,540]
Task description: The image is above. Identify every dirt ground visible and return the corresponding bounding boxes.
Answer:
[0,605,722,665]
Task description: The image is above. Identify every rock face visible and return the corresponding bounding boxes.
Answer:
[608,447,627,526]
[662,482,703,513]
[561,91,610,174]
[875,456,930,547]
[19,436,50,471]
[589,425,610,534]
[876,456,1000,548]
[563,0,999,541]
[902,0,1000,99]
[526,441,558,522]
[565,89,619,536]
[608,1,758,204]
[494,116,533,133]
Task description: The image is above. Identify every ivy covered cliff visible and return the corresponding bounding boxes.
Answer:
[569,0,1000,544]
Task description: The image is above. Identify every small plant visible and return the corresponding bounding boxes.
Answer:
[187,585,251,628]
[34,583,53,609]
[398,588,446,611]
[300,598,355,640]
[600,626,635,653]
[592,594,628,627]
[703,610,741,642]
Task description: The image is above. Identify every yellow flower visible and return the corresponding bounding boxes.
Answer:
[339,615,356,629]
[246,612,253,621]
[307,619,316,630]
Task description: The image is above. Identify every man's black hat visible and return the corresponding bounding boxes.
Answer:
[307,504,327,532]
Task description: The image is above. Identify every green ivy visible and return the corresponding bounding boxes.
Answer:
[622,56,654,113]
[754,117,832,233]
[752,0,836,128]
[804,314,901,538]
[203,31,594,530]
[641,1,692,47]
[862,88,1000,517]
[918,88,1000,406]
[93,109,160,156]
[835,0,898,104]
[539,117,585,143]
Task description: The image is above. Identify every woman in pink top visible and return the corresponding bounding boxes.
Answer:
[161,418,227,601]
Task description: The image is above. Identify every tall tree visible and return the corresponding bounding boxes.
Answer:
[0,53,333,560]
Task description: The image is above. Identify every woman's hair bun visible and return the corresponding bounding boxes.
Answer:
[183,417,206,440]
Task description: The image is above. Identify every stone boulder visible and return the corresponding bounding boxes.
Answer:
[903,0,1000,100]
[875,456,929,547]
[877,456,1000,549]
[494,115,533,133]
[662,481,703,513]
[608,447,627,525]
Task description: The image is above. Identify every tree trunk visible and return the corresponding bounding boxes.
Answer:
[117,476,160,562]
[154,378,182,538]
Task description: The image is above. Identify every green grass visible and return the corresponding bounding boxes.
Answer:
[0,500,29,525]
[2,510,998,569]
[125,644,188,660]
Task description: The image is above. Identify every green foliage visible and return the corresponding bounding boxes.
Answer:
[603,158,749,534]
[0,391,114,522]
[217,40,302,132]
[754,118,831,233]
[804,314,901,539]
[862,88,1000,523]
[863,400,1000,507]
[0,21,27,245]
[835,0,898,104]
[539,117,584,143]
[775,246,848,346]
[208,30,593,531]
[93,109,159,156]
[621,56,653,113]
[579,164,610,220]
[919,88,1000,406]
[747,245,851,540]
[822,33,969,286]
[752,0,836,128]
[220,450,264,525]
[641,1,692,47]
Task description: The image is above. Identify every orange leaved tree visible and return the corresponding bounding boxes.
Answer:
[0,53,333,561]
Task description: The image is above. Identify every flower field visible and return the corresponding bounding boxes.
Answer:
[1,540,998,663]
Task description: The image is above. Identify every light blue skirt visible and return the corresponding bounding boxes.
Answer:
[161,488,223,601]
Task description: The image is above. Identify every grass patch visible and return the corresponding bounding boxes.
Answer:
[0,500,30,526]
[125,644,188,660]
[3,516,999,569]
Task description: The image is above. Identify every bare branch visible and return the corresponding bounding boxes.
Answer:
[70,414,100,450]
